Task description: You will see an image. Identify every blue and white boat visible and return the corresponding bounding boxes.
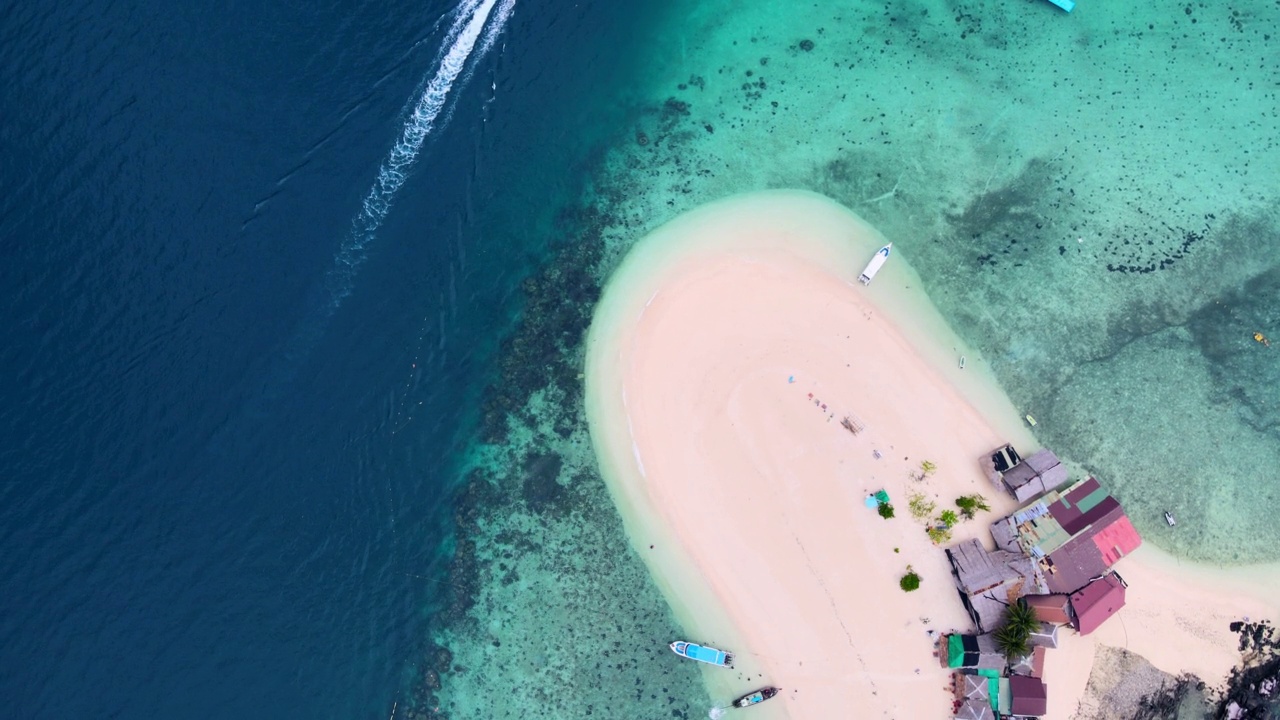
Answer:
[669,640,734,668]
[858,243,892,285]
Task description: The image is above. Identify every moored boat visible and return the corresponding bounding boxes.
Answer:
[669,640,734,668]
[858,243,892,285]
[733,686,780,708]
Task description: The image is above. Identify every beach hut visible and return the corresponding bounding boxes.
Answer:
[945,633,1005,671]
[1070,573,1127,635]
[1009,674,1049,717]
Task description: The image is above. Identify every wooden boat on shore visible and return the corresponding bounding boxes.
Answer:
[669,640,734,668]
[733,686,780,708]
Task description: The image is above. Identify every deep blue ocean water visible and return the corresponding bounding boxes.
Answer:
[0,1,657,717]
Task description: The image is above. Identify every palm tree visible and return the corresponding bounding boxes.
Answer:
[994,601,1039,659]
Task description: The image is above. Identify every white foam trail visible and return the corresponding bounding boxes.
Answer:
[326,0,511,307]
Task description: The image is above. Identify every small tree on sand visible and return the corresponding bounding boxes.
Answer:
[956,494,991,520]
[878,502,896,519]
[939,509,959,528]
[900,566,921,592]
[908,492,936,521]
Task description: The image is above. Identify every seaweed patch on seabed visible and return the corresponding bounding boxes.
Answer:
[1189,263,1280,441]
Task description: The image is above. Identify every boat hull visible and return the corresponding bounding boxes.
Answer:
[733,686,780,708]
[669,640,734,668]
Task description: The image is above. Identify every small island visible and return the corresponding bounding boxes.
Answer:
[584,190,1275,718]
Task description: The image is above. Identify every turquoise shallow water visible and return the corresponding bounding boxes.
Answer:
[428,0,1279,717]
[577,0,1280,564]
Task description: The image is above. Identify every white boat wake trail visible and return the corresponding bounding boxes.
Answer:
[247,0,512,411]
[327,0,514,308]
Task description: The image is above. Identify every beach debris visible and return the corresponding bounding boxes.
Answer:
[872,449,882,459]
[840,415,865,435]
[959,355,966,369]
[788,374,795,383]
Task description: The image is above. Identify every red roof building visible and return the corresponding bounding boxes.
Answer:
[1070,573,1128,635]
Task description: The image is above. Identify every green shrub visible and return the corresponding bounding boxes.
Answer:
[956,494,991,520]
[900,567,921,592]
[908,492,936,520]
[920,460,937,476]
[878,502,895,519]
[939,509,959,527]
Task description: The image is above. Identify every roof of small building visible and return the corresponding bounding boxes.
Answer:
[947,539,1030,595]
[947,539,1042,631]
[962,674,989,701]
[991,518,1021,553]
[1028,621,1060,649]
[1022,594,1073,625]
[954,698,996,720]
[1024,449,1060,474]
[1043,506,1141,594]
[1009,674,1048,716]
[1009,645,1048,679]
[1071,573,1127,635]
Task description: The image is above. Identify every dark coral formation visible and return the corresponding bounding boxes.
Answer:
[520,452,566,514]
[1215,621,1280,718]
[478,206,607,445]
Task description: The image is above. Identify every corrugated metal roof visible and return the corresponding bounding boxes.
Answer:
[1093,514,1142,565]
[1075,484,1110,514]
[1070,573,1127,635]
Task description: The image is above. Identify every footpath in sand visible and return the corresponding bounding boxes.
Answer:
[583,190,1278,719]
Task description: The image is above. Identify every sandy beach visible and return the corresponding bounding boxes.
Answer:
[583,190,1279,719]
